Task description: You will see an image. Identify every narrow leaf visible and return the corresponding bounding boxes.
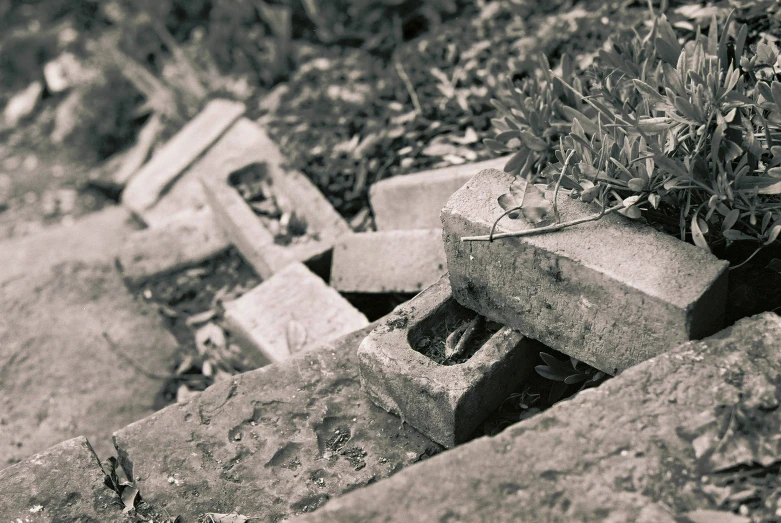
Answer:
[722,208,740,231]
[691,213,710,251]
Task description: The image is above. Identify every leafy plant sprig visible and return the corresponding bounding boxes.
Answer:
[467,7,781,268]
[535,352,608,403]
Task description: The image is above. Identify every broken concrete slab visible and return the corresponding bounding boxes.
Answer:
[330,229,447,293]
[442,168,729,375]
[116,207,230,285]
[224,262,368,364]
[298,312,781,522]
[122,99,245,214]
[359,276,535,447]
[0,206,134,286]
[0,436,125,519]
[112,325,441,522]
[369,155,511,231]
[0,261,179,466]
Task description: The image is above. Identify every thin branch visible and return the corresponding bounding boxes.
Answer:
[552,150,575,224]
[102,331,176,380]
[395,60,422,115]
[462,201,624,242]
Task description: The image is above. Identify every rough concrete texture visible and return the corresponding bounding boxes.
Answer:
[116,207,229,285]
[122,99,245,215]
[330,229,447,293]
[0,261,179,466]
[369,156,511,231]
[359,276,535,447]
[112,325,442,522]
[299,313,781,522]
[442,168,729,374]
[0,206,134,285]
[0,436,126,521]
[224,263,368,363]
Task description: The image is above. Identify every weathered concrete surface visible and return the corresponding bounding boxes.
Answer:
[224,262,368,363]
[0,206,134,285]
[0,261,179,466]
[299,313,781,522]
[0,436,126,521]
[331,229,447,293]
[112,325,442,522]
[122,99,245,214]
[116,207,230,285]
[359,276,535,447]
[442,168,729,374]
[369,156,510,231]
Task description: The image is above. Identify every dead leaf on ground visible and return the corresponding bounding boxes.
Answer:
[286,320,308,353]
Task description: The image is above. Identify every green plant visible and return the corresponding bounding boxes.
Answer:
[535,352,607,403]
[470,7,781,268]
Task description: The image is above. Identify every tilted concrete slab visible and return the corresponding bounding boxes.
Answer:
[442,168,729,374]
[298,313,781,522]
[116,207,230,285]
[330,229,447,293]
[121,99,245,214]
[223,262,368,364]
[369,156,511,231]
[0,437,125,520]
[112,325,441,522]
[0,261,180,465]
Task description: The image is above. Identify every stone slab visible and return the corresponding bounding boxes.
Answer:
[122,99,245,214]
[116,207,230,285]
[442,168,729,374]
[112,325,441,522]
[298,312,781,522]
[224,262,368,364]
[0,436,125,520]
[330,229,447,293]
[369,156,511,231]
[0,206,134,286]
[0,261,179,466]
[359,276,535,447]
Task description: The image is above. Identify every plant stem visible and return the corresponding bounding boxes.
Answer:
[462,202,624,242]
[395,60,422,115]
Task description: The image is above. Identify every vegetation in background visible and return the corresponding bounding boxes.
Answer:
[479,4,781,270]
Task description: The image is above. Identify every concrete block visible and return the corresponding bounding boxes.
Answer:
[441,168,729,374]
[358,276,536,448]
[224,262,368,363]
[369,155,511,231]
[300,313,781,522]
[122,99,245,214]
[0,437,125,520]
[116,207,230,285]
[331,229,447,293]
[144,118,349,279]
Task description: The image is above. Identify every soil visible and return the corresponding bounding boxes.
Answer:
[128,247,262,404]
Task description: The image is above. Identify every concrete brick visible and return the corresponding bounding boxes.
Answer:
[224,262,368,363]
[441,168,729,374]
[330,229,447,293]
[112,325,440,522]
[122,99,245,214]
[145,118,349,279]
[358,276,535,448]
[369,156,511,231]
[298,313,781,523]
[0,437,124,520]
[116,207,230,285]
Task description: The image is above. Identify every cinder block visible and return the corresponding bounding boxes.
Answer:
[224,262,368,364]
[358,276,536,448]
[122,99,245,214]
[441,168,729,374]
[116,207,229,285]
[331,229,447,293]
[369,156,511,231]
